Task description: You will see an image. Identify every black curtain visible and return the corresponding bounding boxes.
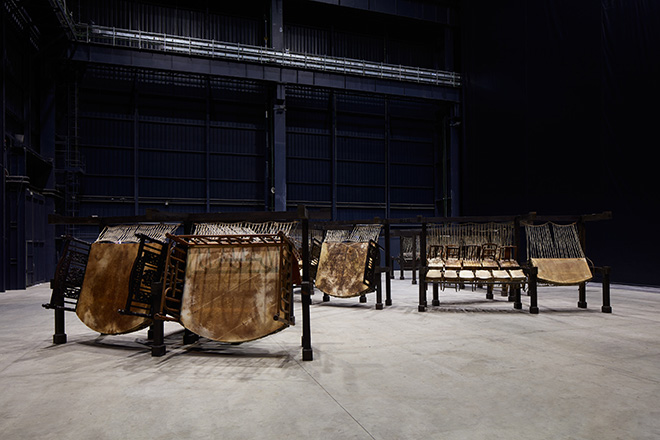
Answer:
[461,0,660,285]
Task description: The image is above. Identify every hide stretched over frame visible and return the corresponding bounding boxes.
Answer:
[161,234,295,343]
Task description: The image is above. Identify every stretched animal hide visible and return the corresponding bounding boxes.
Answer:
[76,243,151,334]
[314,241,371,298]
[179,245,288,343]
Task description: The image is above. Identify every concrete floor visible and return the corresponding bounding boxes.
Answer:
[1,276,659,440]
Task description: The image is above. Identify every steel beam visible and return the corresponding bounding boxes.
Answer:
[68,45,461,103]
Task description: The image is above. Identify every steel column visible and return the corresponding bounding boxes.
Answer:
[418,221,427,311]
[449,103,461,216]
[300,206,313,361]
[132,73,139,215]
[272,84,286,211]
[330,91,337,219]
[0,6,6,292]
[270,0,284,50]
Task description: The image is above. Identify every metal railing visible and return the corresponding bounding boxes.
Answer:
[73,24,461,87]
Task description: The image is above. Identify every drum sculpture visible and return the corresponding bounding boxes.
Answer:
[43,224,179,342]
[144,233,296,344]
[524,221,612,313]
[313,225,381,300]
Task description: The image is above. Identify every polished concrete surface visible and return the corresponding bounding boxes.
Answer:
[1,276,659,440]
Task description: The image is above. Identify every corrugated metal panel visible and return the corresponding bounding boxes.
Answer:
[82,176,134,197]
[79,117,133,147]
[75,64,269,212]
[286,87,332,206]
[138,150,204,178]
[139,122,205,152]
[209,181,263,201]
[77,0,264,45]
[388,98,440,209]
[209,127,265,155]
[139,178,205,198]
[389,139,433,165]
[335,157,385,184]
[284,24,329,54]
[333,30,384,63]
[336,92,386,115]
[335,93,386,209]
[287,132,331,160]
[336,208,386,221]
[81,145,132,176]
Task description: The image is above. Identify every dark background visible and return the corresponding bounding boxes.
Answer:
[459,0,659,285]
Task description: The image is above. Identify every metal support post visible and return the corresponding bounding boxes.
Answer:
[432,282,440,306]
[411,234,417,285]
[528,266,539,314]
[601,266,612,313]
[272,84,286,211]
[150,319,166,357]
[53,308,67,344]
[300,209,313,361]
[384,223,392,305]
[578,283,587,309]
[375,268,383,310]
[418,221,427,311]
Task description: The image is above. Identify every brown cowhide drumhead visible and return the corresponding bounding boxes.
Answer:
[76,242,152,334]
[180,245,287,343]
[314,241,371,298]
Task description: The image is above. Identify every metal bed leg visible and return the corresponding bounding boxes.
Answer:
[486,284,494,300]
[601,266,612,313]
[578,282,587,308]
[513,284,523,310]
[183,329,199,345]
[375,271,383,310]
[508,285,517,302]
[528,267,539,314]
[385,266,392,306]
[418,276,427,312]
[411,238,417,285]
[432,282,440,306]
[150,320,166,357]
[53,308,67,344]
[323,293,330,302]
[300,215,313,361]
[301,282,313,361]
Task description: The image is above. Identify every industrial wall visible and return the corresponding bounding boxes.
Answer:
[6,0,655,288]
[1,2,58,291]
[2,0,459,289]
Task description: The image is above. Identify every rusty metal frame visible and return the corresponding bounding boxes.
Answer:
[42,236,91,344]
[157,232,297,326]
[47,207,314,361]
[119,234,168,319]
